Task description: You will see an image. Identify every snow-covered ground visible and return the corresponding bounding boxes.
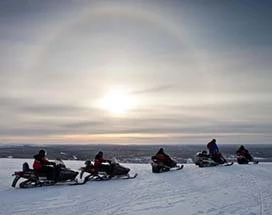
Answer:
[0,158,272,215]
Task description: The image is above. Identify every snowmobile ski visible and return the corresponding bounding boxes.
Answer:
[223,162,234,166]
[175,165,184,170]
[69,179,88,186]
[151,164,184,173]
[122,173,138,179]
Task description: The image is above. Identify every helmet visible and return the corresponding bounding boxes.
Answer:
[158,148,164,153]
[202,150,207,155]
[85,160,92,166]
[38,149,46,156]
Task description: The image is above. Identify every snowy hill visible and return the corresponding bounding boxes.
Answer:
[0,159,272,215]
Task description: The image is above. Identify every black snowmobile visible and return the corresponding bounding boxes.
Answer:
[12,159,79,188]
[151,156,183,173]
[194,151,233,167]
[237,155,259,165]
[236,145,259,164]
[80,158,137,183]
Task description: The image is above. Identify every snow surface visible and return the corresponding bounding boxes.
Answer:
[1,158,272,215]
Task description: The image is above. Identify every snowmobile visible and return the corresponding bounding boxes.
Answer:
[194,151,233,168]
[151,157,183,173]
[237,155,259,164]
[79,157,137,183]
[12,160,79,188]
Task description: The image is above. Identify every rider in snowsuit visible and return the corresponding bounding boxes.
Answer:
[152,148,177,168]
[207,139,227,164]
[33,149,59,181]
[94,151,112,175]
[236,145,255,164]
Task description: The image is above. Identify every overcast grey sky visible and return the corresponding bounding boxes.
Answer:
[0,0,272,145]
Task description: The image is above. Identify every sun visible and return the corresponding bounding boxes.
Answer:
[98,90,133,115]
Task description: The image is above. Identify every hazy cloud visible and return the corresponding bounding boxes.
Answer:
[131,85,172,95]
[0,0,271,144]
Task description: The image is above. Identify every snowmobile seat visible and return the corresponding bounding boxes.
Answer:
[21,162,48,177]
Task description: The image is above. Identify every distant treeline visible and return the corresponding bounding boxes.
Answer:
[1,144,272,163]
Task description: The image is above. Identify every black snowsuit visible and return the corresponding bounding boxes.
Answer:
[236,146,254,164]
[152,149,176,168]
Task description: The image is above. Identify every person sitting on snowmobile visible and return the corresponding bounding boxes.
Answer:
[207,139,227,164]
[195,150,210,166]
[198,150,209,158]
[33,149,59,181]
[83,160,96,173]
[152,148,177,168]
[236,145,257,164]
[94,151,112,175]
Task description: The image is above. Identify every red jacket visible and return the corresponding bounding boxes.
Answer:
[154,153,166,162]
[33,155,50,170]
[94,157,107,169]
[236,149,249,157]
[94,152,111,169]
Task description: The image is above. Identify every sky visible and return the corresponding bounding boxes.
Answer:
[0,0,272,145]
